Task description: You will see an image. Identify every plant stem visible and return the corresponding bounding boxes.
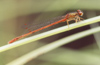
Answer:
[0,16,100,53]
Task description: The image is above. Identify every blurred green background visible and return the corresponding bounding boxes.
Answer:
[0,0,100,65]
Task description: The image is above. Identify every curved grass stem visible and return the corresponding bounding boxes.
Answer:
[7,26,100,65]
[0,16,100,53]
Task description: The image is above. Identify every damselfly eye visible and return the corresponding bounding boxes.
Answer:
[77,10,83,16]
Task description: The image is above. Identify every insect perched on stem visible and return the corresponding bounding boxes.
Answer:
[8,10,83,44]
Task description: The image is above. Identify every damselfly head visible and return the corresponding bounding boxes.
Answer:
[77,10,83,16]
